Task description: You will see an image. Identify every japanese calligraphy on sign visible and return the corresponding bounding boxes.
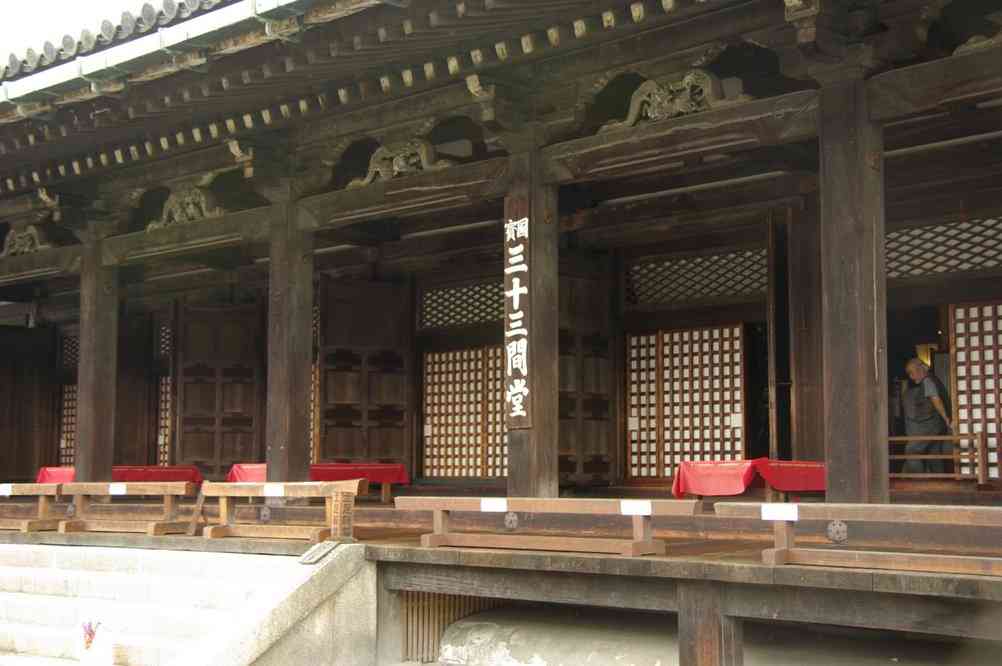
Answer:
[504,216,531,427]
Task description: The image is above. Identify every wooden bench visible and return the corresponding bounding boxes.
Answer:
[200,479,368,542]
[395,497,700,556]
[715,502,1002,576]
[58,482,196,536]
[0,483,63,532]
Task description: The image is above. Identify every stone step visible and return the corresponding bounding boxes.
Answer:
[0,566,287,610]
[0,591,232,639]
[0,654,78,665]
[0,622,177,666]
[0,544,299,580]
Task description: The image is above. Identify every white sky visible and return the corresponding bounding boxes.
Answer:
[0,1,151,58]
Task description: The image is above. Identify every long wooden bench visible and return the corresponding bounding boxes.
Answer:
[58,482,197,536]
[0,483,63,532]
[200,479,368,542]
[715,502,1002,576]
[395,497,700,556]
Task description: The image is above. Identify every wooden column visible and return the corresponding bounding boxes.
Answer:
[788,196,825,461]
[678,580,743,666]
[767,210,792,460]
[503,151,559,498]
[265,200,314,482]
[76,237,118,482]
[818,73,889,502]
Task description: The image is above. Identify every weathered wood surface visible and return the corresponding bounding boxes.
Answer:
[0,245,81,287]
[0,328,59,480]
[715,502,1002,527]
[102,206,270,266]
[786,196,824,461]
[678,580,743,666]
[868,43,1002,122]
[297,157,510,231]
[201,479,368,497]
[377,558,1002,639]
[265,198,314,482]
[818,76,888,502]
[774,548,1002,578]
[395,497,699,516]
[505,151,559,498]
[542,91,819,184]
[61,482,196,496]
[76,239,119,483]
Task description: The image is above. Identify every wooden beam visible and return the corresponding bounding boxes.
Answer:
[787,196,824,461]
[818,74,889,503]
[868,44,1002,122]
[504,150,559,497]
[678,580,743,666]
[75,237,118,482]
[265,195,315,482]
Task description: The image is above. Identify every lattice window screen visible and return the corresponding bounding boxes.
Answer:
[952,303,1002,479]
[626,250,767,307]
[888,219,1002,279]
[627,326,746,480]
[58,384,77,466]
[420,282,504,329]
[310,303,321,463]
[422,347,507,478]
[155,323,174,466]
[58,333,79,466]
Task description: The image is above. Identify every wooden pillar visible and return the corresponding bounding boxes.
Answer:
[76,238,118,482]
[503,151,559,498]
[818,73,889,502]
[788,196,825,461]
[265,200,314,482]
[678,580,743,666]
[767,210,792,460]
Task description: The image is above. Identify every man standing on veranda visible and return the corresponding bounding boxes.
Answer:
[902,358,953,474]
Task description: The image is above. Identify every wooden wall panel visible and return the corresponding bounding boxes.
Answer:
[319,279,412,465]
[115,315,156,466]
[176,303,263,479]
[0,327,59,481]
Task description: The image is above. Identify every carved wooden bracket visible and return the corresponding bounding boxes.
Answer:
[600,70,748,133]
[347,138,455,189]
[0,188,81,257]
[147,186,224,231]
[955,12,1002,54]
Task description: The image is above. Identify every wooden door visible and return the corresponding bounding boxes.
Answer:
[319,280,411,465]
[0,326,59,481]
[177,304,262,478]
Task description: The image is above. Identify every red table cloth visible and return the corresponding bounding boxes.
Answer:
[35,465,204,485]
[226,462,410,485]
[671,458,825,498]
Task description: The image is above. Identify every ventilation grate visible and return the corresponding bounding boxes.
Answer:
[888,218,1002,280]
[420,282,504,330]
[626,249,767,307]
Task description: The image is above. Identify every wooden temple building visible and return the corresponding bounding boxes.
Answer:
[0,0,1000,498]
[0,2,1001,665]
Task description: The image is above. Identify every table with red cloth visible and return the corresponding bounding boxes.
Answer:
[226,462,410,502]
[35,465,204,486]
[671,458,825,499]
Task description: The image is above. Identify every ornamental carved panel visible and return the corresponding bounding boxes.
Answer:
[147,186,223,231]
[347,138,454,189]
[600,69,748,132]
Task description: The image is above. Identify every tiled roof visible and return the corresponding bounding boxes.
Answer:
[2,0,234,82]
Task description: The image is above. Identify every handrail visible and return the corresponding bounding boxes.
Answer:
[888,432,989,484]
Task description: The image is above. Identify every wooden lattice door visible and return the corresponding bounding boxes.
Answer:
[950,303,1002,479]
[176,304,262,478]
[319,280,411,465]
[626,324,747,481]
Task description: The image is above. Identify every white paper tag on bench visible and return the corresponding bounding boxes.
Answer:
[264,483,285,498]
[0,484,11,497]
[761,503,798,522]
[480,498,508,513]
[108,483,127,496]
[620,500,652,516]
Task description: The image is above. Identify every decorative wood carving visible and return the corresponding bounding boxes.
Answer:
[147,186,223,231]
[2,226,46,257]
[600,69,748,132]
[347,138,455,189]
[955,12,1002,55]
[0,188,79,257]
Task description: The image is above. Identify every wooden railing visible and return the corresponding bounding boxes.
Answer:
[889,432,990,484]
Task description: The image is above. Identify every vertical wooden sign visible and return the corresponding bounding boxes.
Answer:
[503,213,532,429]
